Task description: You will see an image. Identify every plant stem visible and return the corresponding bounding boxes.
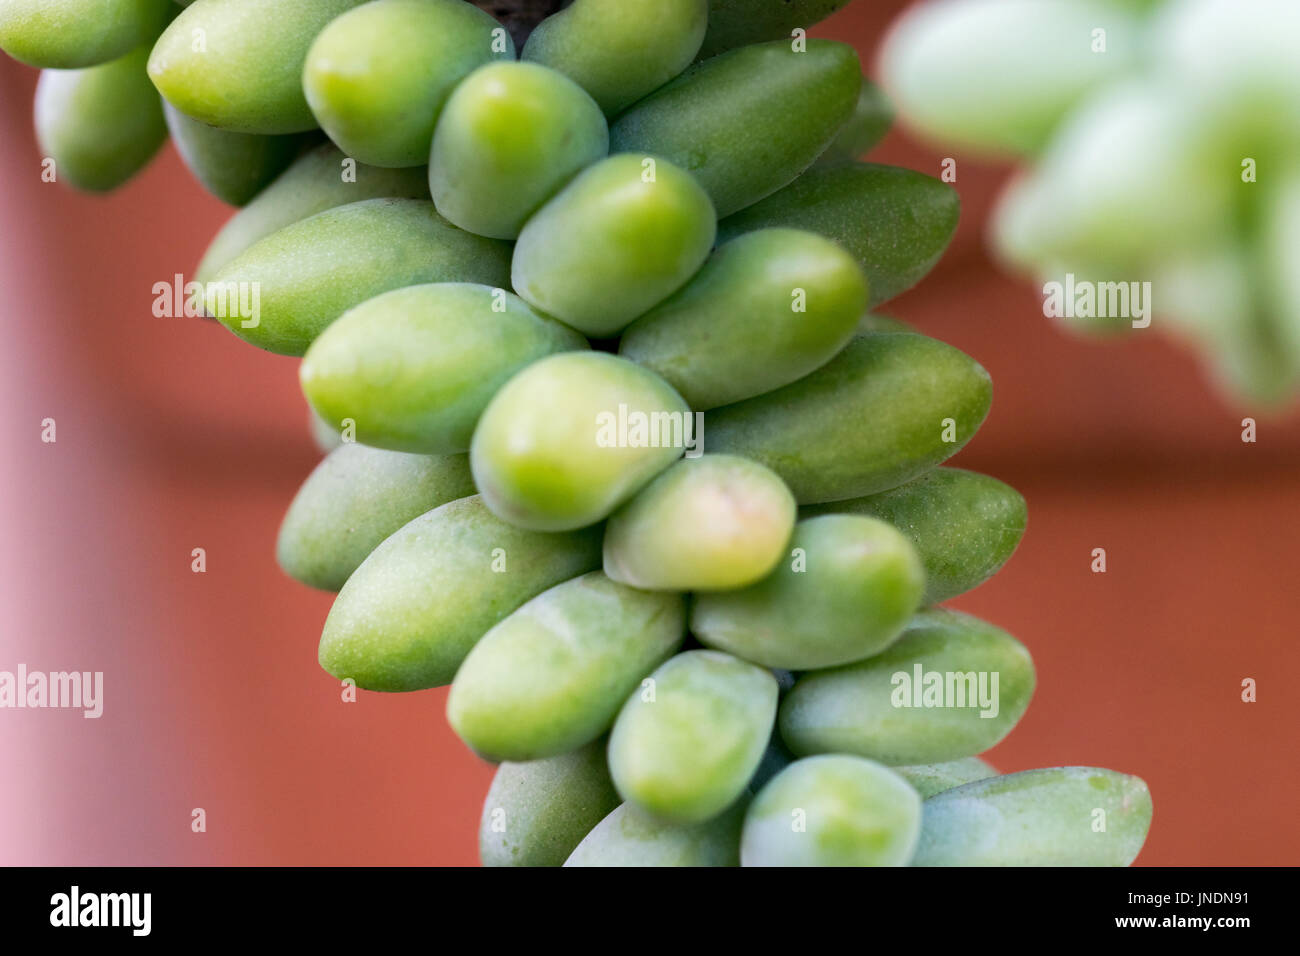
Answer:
[471,0,567,49]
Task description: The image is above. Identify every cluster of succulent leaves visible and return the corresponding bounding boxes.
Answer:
[2,0,1152,866]
[883,0,1300,403]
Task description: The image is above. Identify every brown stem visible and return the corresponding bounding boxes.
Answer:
[472,0,567,49]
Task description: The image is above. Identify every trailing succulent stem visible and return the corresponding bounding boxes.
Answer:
[472,0,567,48]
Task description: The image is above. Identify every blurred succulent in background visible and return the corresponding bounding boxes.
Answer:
[882,0,1300,405]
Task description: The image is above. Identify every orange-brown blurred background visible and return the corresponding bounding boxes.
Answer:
[2,2,1296,867]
